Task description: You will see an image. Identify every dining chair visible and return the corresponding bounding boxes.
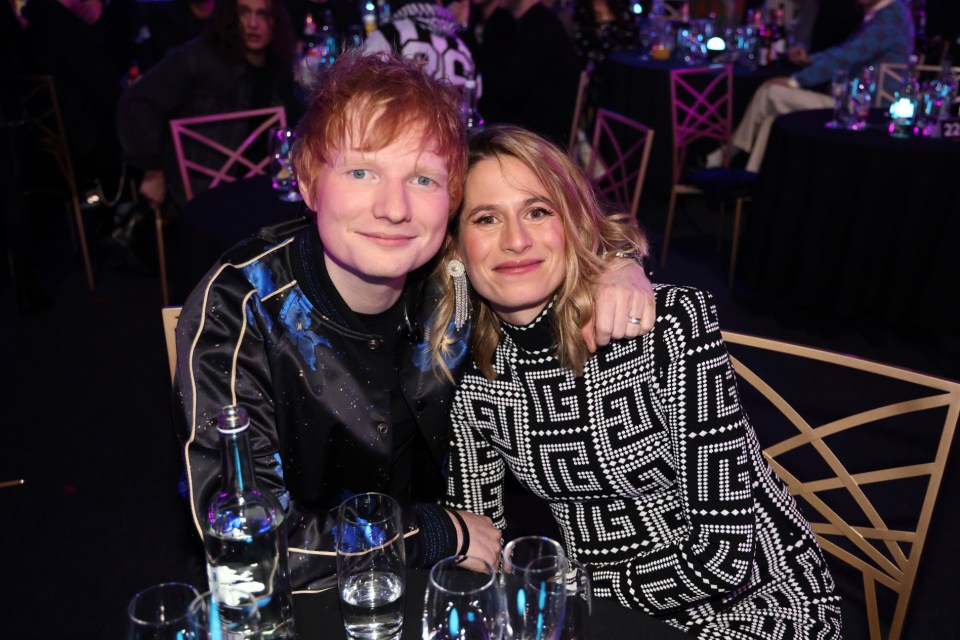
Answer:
[5,75,95,291]
[661,64,757,287]
[161,305,182,383]
[156,106,287,305]
[584,109,654,220]
[875,62,960,107]
[721,331,960,640]
[567,65,593,158]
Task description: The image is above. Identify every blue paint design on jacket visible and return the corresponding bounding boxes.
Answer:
[278,289,331,371]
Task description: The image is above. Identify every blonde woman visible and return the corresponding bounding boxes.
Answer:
[432,125,842,639]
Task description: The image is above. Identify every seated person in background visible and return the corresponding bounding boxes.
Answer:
[718,0,913,173]
[478,0,581,147]
[135,0,216,72]
[116,0,298,209]
[174,52,656,591]
[363,0,480,94]
[436,125,842,639]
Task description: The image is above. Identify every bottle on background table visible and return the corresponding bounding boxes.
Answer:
[889,54,920,138]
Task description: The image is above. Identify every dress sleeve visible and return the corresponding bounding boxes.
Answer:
[443,391,508,531]
[607,288,757,614]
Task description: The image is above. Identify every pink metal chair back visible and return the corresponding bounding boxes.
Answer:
[169,106,287,202]
[586,109,655,219]
[668,65,733,184]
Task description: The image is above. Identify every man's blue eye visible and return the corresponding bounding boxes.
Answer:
[415,176,433,186]
[352,169,367,179]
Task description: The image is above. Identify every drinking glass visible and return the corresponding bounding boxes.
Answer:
[825,69,850,129]
[127,582,201,640]
[846,66,875,131]
[501,536,567,640]
[337,492,406,640]
[188,588,262,639]
[422,556,504,640]
[268,127,302,202]
[559,560,591,640]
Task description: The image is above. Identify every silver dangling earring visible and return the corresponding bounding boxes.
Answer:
[447,259,469,331]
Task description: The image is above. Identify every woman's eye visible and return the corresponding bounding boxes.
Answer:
[351,169,367,179]
[473,214,497,225]
[528,207,554,220]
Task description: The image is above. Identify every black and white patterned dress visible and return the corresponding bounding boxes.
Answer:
[445,285,842,639]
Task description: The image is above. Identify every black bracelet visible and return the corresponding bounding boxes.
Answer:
[445,508,470,557]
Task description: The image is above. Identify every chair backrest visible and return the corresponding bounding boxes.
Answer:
[170,106,287,202]
[875,62,960,107]
[567,66,592,157]
[7,75,78,194]
[162,306,182,383]
[585,109,655,219]
[668,65,733,184]
[721,331,960,640]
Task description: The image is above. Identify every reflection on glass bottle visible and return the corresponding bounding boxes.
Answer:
[460,79,484,135]
[205,405,295,639]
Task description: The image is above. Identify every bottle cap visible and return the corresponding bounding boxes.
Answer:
[217,405,250,434]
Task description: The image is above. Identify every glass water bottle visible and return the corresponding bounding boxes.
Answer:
[205,405,295,639]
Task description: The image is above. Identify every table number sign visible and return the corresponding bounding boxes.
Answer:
[940,118,960,140]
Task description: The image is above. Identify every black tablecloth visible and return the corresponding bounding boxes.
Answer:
[175,174,307,300]
[598,53,784,197]
[292,569,691,640]
[742,108,960,334]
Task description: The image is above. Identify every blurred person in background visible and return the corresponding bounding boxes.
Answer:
[117,0,298,210]
[363,0,479,93]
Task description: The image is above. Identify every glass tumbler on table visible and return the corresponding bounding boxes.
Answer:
[846,66,875,131]
[268,126,303,202]
[559,560,591,640]
[126,582,200,640]
[825,69,850,129]
[422,556,504,640]
[337,492,406,640]
[501,536,568,640]
[188,587,262,639]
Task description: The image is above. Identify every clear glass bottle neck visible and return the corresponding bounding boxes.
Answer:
[219,427,257,494]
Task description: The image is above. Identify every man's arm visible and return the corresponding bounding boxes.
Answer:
[582,254,655,351]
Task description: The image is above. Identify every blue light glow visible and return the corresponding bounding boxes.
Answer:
[631,2,642,14]
[889,97,915,119]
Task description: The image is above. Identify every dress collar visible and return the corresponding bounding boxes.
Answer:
[499,301,555,354]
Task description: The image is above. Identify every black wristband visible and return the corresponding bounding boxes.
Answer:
[445,508,470,557]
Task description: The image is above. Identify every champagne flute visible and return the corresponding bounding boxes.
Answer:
[501,536,567,640]
[337,492,406,640]
[559,560,591,640]
[268,127,303,202]
[423,556,504,640]
[126,582,200,640]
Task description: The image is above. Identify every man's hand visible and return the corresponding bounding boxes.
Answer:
[139,170,166,208]
[448,509,502,572]
[788,46,811,66]
[582,257,655,351]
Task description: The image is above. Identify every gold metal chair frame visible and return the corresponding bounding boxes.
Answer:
[875,62,960,107]
[722,331,959,640]
[162,306,182,383]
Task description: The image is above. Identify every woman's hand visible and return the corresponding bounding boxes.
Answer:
[447,509,502,572]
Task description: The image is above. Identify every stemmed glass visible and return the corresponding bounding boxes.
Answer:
[825,69,850,129]
[126,582,200,640]
[268,126,303,202]
[501,536,568,640]
[423,556,504,640]
[337,492,406,640]
[559,560,591,640]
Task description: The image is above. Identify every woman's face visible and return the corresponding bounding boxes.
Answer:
[458,156,566,325]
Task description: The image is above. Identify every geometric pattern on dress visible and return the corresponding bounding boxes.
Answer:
[444,285,841,640]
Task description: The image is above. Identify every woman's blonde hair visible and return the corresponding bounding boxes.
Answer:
[428,125,648,381]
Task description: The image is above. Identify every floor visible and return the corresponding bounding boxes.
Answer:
[1,196,957,639]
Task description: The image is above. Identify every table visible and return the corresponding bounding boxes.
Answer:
[175,174,307,300]
[741,108,960,334]
[292,569,691,640]
[598,52,784,197]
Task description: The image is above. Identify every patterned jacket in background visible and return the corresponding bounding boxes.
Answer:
[445,285,842,639]
[363,2,481,96]
[174,219,466,591]
[794,0,914,88]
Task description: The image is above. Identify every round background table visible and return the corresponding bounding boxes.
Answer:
[742,108,960,334]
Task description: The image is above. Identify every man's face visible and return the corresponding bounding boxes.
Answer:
[237,0,274,54]
[299,124,452,296]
